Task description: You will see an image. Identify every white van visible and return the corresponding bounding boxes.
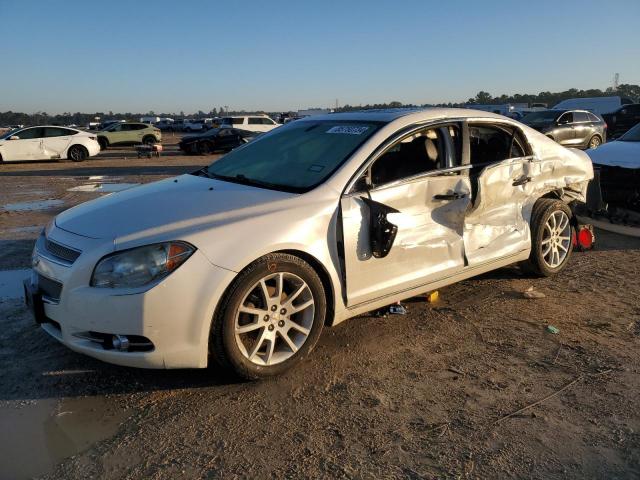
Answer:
[552,96,634,115]
[221,115,280,132]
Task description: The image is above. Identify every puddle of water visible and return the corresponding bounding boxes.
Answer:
[67,183,139,193]
[0,397,131,479]
[0,269,31,300]
[86,175,122,181]
[3,199,64,212]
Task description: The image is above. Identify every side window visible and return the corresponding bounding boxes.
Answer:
[468,125,526,167]
[111,124,123,132]
[248,117,262,125]
[44,127,71,137]
[219,129,232,136]
[16,127,44,139]
[587,113,600,122]
[628,105,640,114]
[574,112,589,122]
[262,118,275,125]
[558,112,574,124]
[369,124,462,187]
[134,124,147,130]
[232,118,245,125]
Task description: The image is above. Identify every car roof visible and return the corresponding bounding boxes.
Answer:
[295,107,511,124]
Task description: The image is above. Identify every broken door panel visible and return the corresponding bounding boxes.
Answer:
[464,157,531,266]
[341,175,470,306]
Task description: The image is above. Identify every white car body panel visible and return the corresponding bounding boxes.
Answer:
[0,126,100,162]
[30,109,593,369]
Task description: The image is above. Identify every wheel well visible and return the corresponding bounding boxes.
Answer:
[278,249,335,327]
[69,144,88,153]
[97,136,108,145]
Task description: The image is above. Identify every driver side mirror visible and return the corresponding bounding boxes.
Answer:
[9,135,20,140]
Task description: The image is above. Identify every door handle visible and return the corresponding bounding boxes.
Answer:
[433,192,466,201]
[512,176,532,186]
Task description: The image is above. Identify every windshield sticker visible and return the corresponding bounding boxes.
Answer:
[308,164,325,172]
[326,126,370,135]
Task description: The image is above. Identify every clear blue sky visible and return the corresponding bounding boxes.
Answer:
[1,0,639,114]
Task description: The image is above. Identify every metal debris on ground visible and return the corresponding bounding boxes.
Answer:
[374,302,407,317]
[523,286,546,299]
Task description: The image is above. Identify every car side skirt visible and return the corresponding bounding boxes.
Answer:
[332,248,530,325]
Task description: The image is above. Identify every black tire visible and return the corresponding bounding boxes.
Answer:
[197,140,215,155]
[67,145,88,162]
[97,137,108,150]
[210,253,326,380]
[588,135,602,149]
[142,135,156,145]
[522,198,574,277]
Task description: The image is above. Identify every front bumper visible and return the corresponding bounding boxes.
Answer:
[29,226,233,369]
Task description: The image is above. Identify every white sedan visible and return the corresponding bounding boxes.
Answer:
[0,126,100,162]
[586,123,640,169]
[24,109,592,379]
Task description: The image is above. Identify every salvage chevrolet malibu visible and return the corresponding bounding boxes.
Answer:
[24,109,593,379]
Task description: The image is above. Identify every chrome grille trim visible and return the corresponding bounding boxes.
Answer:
[44,238,81,264]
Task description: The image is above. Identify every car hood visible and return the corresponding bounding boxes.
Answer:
[586,141,640,169]
[55,174,297,242]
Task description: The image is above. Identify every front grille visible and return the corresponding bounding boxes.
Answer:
[45,238,81,264]
[38,274,63,301]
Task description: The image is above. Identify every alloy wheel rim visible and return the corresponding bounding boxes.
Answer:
[541,211,571,268]
[590,137,600,148]
[234,272,315,366]
[70,148,80,160]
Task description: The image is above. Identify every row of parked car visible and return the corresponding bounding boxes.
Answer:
[2,104,639,163]
[158,115,281,133]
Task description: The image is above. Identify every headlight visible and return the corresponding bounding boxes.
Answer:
[91,241,195,288]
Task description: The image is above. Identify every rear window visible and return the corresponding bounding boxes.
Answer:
[573,112,589,122]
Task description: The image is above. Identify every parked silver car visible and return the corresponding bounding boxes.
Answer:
[25,109,593,379]
[522,109,606,149]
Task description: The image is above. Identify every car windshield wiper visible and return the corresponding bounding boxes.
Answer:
[191,167,215,178]
[208,172,288,191]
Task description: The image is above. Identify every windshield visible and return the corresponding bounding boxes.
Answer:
[522,110,563,125]
[619,123,640,142]
[205,120,382,192]
[0,128,20,140]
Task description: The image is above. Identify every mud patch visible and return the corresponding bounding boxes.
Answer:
[0,397,131,480]
[3,199,64,212]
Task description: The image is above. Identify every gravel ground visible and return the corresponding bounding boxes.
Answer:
[1,140,639,479]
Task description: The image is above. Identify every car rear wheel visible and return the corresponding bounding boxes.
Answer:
[67,145,88,162]
[210,253,326,380]
[588,135,602,149]
[523,198,573,277]
[197,141,215,155]
[142,135,156,145]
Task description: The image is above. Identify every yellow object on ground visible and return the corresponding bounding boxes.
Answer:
[427,291,439,302]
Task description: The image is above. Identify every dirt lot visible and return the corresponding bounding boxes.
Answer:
[1,137,639,479]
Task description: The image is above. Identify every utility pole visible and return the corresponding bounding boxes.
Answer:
[613,73,620,91]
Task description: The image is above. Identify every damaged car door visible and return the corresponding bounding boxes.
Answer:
[340,124,471,306]
[463,123,533,266]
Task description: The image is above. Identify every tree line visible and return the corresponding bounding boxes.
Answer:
[337,84,640,111]
[2,84,638,126]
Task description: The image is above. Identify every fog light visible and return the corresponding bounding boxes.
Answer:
[112,334,130,351]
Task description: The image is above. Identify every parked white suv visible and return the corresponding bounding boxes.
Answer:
[0,126,100,162]
[221,115,280,132]
[184,119,214,132]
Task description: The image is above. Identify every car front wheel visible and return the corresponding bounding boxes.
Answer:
[210,253,326,379]
[523,198,574,277]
